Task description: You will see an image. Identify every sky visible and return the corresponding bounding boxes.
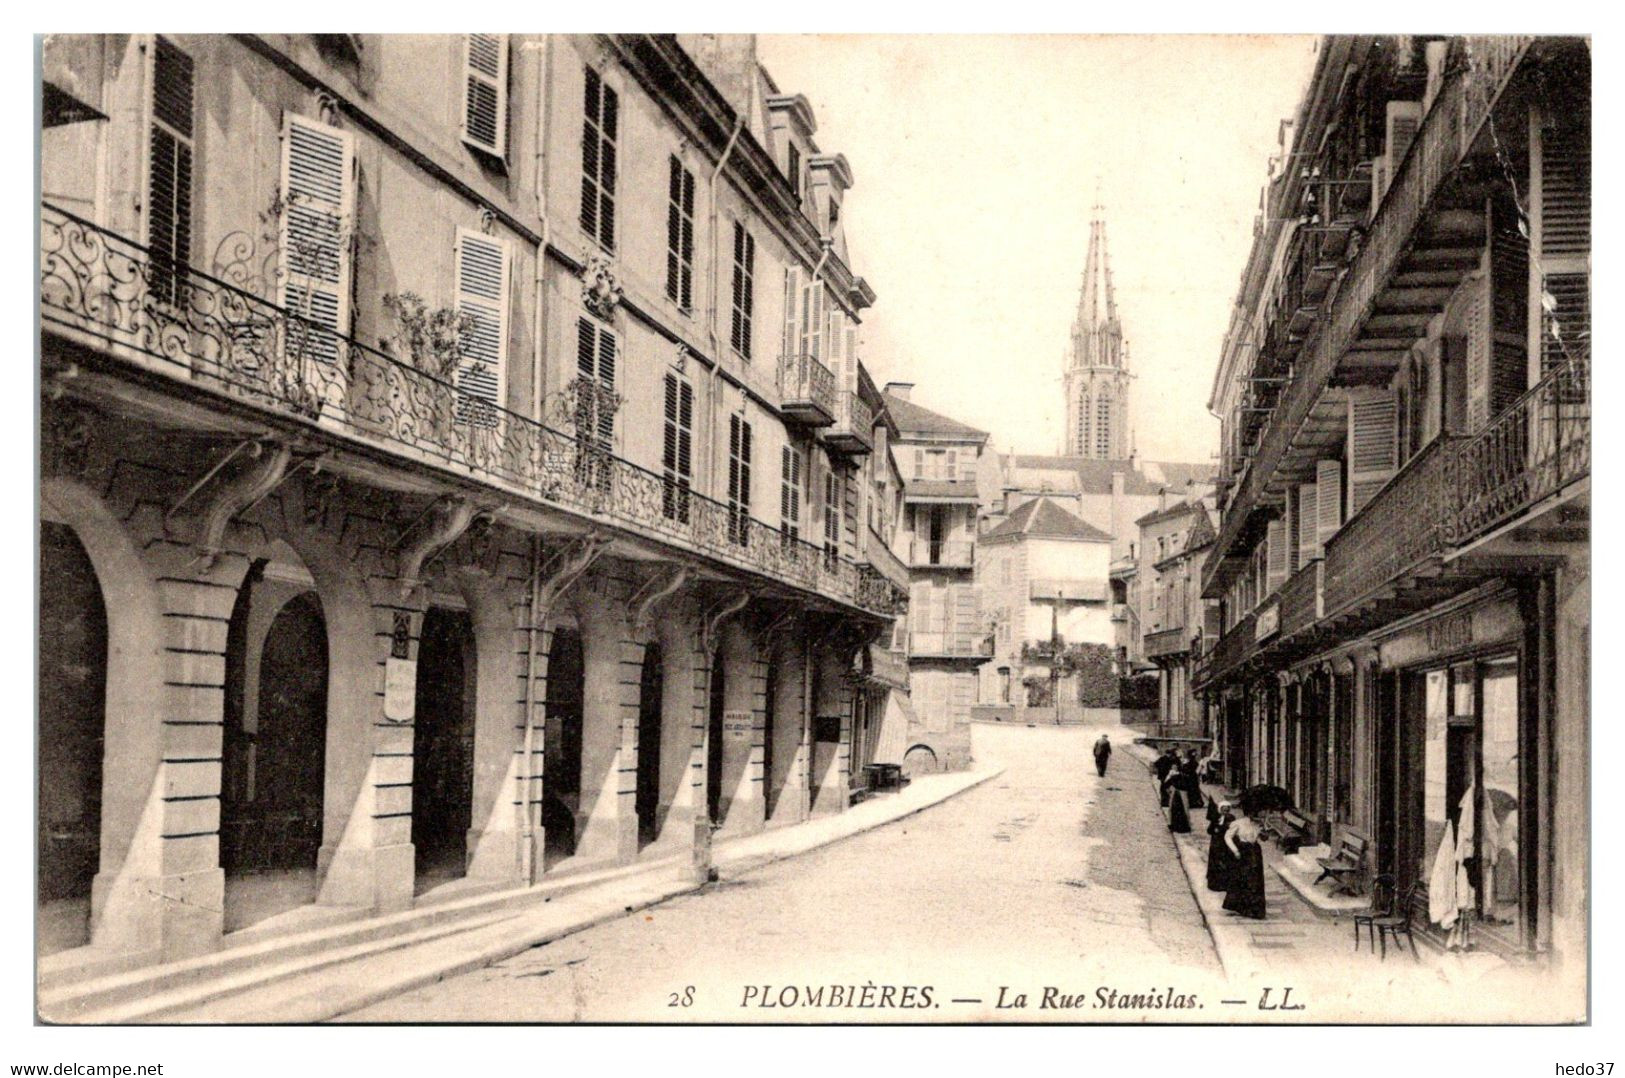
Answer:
[756,35,1319,464]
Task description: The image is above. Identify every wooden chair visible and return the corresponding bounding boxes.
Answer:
[1352,873,1395,953]
[1370,882,1422,961]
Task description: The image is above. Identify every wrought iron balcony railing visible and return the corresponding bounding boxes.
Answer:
[908,538,974,568]
[1444,358,1589,549]
[1143,626,1191,660]
[776,351,837,427]
[909,631,993,659]
[38,204,900,619]
[862,525,909,590]
[1206,39,1535,595]
[824,389,874,454]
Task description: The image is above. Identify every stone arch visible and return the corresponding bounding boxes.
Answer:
[902,743,940,776]
[541,606,586,869]
[40,476,171,954]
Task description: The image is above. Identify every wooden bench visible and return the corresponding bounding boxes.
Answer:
[1315,831,1370,895]
[1263,808,1314,854]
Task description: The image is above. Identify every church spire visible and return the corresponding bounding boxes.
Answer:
[1062,192,1133,458]
[1075,191,1119,340]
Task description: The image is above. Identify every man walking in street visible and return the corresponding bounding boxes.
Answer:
[1092,734,1112,777]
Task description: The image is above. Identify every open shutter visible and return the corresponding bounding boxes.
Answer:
[454,228,509,426]
[662,372,693,523]
[1347,393,1398,516]
[952,586,978,652]
[1539,112,1590,378]
[147,36,194,308]
[280,112,356,367]
[1266,519,1288,594]
[1297,482,1320,562]
[1315,459,1343,546]
[461,34,508,158]
[782,265,802,359]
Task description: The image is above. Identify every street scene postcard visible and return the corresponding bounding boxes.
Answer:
[32,31,1591,1031]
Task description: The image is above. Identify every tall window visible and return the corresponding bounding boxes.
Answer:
[665,156,695,311]
[781,443,804,543]
[580,66,618,251]
[727,414,753,546]
[453,229,510,427]
[460,34,508,157]
[575,318,617,491]
[730,222,755,359]
[279,113,355,366]
[147,36,194,306]
[662,372,693,522]
[823,469,840,565]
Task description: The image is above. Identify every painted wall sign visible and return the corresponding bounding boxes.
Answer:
[1426,614,1474,653]
[384,656,417,723]
[722,709,753,739]
[1255,603,1280,641]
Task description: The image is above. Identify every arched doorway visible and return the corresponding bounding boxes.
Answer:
[902,744,939,778]
[412,606,476,891]
[706,654,725,826]
[222,551,329,932]
[38,521,107,954]
[635,643,663,848]
[542,624,584,869]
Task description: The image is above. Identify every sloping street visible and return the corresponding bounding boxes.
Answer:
[342,723,1221,1023]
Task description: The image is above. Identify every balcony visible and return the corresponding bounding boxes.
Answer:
[1277,559,1324,640]
[861,525,909,590]
[908,631,992,659]
[902,475,979,504]
[823,390,874,456]
[1207,38,1536,597]
[777,352,836,428]
[907,538,974,568]
[38,204,898,620]
[1143,626,1191,660]
[1111,603,1128,623]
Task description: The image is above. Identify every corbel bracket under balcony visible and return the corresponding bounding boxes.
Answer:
[531,531,612,617]
[757,603,803,647]
[700,589,751,655]
[627,564,693,636]
[395,496,490,600]
[190,439,294,571]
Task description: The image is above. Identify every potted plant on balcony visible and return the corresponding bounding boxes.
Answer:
[541,376,626,505]
[381,291,480,453]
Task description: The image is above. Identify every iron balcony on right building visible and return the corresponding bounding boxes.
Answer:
[1196,36,1588,986]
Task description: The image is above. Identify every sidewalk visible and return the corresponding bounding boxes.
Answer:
[42,766,1000,1024]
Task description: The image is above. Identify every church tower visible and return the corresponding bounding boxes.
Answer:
[1063,201,1133,459]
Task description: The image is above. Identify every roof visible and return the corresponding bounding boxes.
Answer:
[1006,456,1214,497]
[884,393,989,441]
[1134,498,1209,529]
[982,497,1112,544]
[903,478,980,502]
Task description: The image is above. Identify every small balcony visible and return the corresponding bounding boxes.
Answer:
[907,538,974,568]
[1110,603,1128,623]
[1143,626,1191,660]
[1278,559,1324,639]
[908,631,992,659]
[777,352,836,428]
[861,525,909,590]
[823,390,874,456]
[1029,579,1108,603]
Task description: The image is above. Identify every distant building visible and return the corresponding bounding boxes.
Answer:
[884,384,990,774]
[1062,202,1132,459]
[1135,499,1218,735]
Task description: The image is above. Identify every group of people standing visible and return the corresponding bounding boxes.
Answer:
[1151,746,1267,920]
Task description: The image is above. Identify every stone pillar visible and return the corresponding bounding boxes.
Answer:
[714,623,766,838]
[810,639,854,817]
[461,572,527,887]
[573,607,639,866]
[650,608,702,857]
[766,634,809,827]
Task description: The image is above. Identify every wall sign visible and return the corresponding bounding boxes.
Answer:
[384,656,417,723]
[1426,613,1473,653]
[1255,603,1279,641]
[722,709,753,740]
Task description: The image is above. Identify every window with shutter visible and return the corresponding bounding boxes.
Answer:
[1538,111,1590,383]
[1266,519,1288,594]
[453,228,509,428]
[730,222,755,359]
[147,36,194,308]
[780,443,804,542]
[574,317,616,492]
[665,156,695,311]
[801,278,823,361]
[782,265,803,360]
[280,112,356,369]
[579,66,618,251]
[1385,100,1422,175]
[1297,482,1320,563]
[1347,393,1398,516]
[461,34,508,158]
[727,414,752,547]
[1315,459,1343,547]
[787,143,801,199]
[662,371,693,523]
[823,469,840,565]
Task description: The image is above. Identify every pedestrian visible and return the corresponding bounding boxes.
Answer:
[1092,734,1112,777]
[1152,747,1177,784]
[1167,772,1193,834]
[1221,809,1267,919]
[1205,800,1238,892]
[1179,750,1205,810]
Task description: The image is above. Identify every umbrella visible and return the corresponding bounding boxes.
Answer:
[1240,784,1295,817]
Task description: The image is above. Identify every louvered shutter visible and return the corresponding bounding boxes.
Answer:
[1297,482,1320,562]
[454,228,509,427]
[280,112,355,368]
[952,586,978,651]
[579,67,617,250]
[1347,394,1398,516]
[665,158,695,309]
[662,372,692,523]
[1539,113,1590,380]
[781,444,803,538]
[1315,459,1343,546]
[1385,100,1422,174]
[1286,489,1300,575]
[147,36,194,308]
[461,34,508,158]
[728,414,752,546]
[782,265,802,359]
[1266,519,1288,594]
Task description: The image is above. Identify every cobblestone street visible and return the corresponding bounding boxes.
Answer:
[343,723,1222,1023]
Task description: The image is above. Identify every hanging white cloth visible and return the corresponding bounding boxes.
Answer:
[1429,819,1459,928]
[1455,785,1477,919]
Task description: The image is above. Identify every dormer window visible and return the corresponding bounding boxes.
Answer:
[827,199,840,231]
[787,143,801,199]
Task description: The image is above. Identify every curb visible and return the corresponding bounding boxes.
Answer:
[314,767,1004,1022]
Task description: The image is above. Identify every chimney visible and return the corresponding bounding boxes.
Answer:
[677,35,760,123]
[1161,486,1174,511]
[1110,470,1126,557]
[884,382,914,402]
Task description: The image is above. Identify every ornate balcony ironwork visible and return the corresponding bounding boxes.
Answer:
[861,525,909,590]
[776,351,837,427]
[1322,436,1457,618]
[38,204,898,619]
[823,389,874,455]
[1445,358,1589,549]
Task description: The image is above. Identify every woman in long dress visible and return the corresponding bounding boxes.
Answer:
[1179,753,1205,810]
[1205,800,1238,892]
[1221,811,1267,919]
[1167,775,1193,833]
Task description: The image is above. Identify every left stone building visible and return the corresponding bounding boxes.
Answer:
[37,33,907,979]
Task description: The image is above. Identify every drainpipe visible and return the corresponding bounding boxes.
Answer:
[531,35,554,426]
[705,113,747,501]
